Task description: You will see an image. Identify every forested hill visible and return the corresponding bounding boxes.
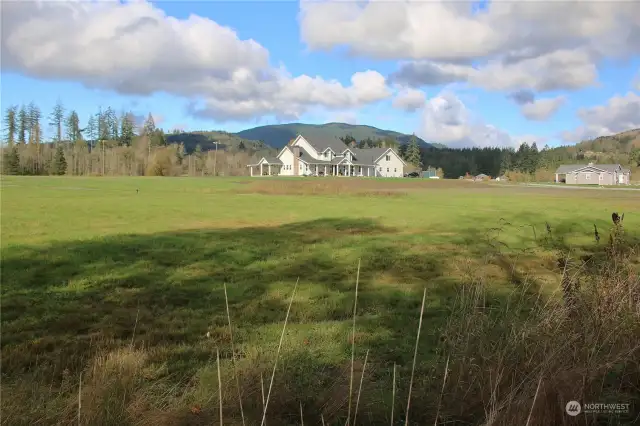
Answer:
[165,130,274,156]
[235,122,433,149]
[418,129,640,179]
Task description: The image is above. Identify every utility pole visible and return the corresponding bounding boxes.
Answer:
[102,140,105,176]
[213,141,219,177]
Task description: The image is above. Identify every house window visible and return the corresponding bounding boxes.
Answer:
[394,168,397,172]
[585,173,591,180]
[387,168,389,172]
[386,155,390,161]
[324,152,328,158]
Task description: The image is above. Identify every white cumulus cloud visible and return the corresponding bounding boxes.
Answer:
[520,96,566,121]
[1,0,392,122]
[419,91,540,149]
[392,88,426,112]
[302,0,639,99]
[562,92,640,142]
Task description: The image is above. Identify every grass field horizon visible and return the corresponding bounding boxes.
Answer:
[2,176,639,425]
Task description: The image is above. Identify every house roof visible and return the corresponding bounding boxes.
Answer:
[555,164,623,174]
[248,156,283,166]
[262,157,282,164]
[301,135,349,153]
[352,148,389,165]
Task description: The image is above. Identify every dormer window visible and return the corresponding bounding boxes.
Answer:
[324,151,328,158]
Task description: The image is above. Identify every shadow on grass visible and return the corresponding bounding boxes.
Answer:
[3,216,616,425]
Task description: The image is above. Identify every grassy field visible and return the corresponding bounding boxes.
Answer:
[1,176,639,425]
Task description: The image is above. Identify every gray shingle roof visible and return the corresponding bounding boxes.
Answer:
[248,156,283,166]
[555,164,623,174]
[350,148,390,165]
[302,135,350,153]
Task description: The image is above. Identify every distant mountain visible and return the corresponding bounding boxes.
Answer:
[574,128,640,152]
[546,128,640,164]
[234,122,434,149]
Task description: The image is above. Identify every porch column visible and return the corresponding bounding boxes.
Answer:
[367,167,370,177]
[324,165,327,176]
[250,166,253,177]
[260,164,263,176]
[555,173,558,183]
[347,165,350,176]
[268,164,271,175]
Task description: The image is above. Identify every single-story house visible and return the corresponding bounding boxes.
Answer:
[247,134,406,177]
[554,163,631,185]
[474,173,490,181]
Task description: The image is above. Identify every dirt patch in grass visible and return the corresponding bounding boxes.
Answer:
[235,179,407,197]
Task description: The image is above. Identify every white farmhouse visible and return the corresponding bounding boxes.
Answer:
[247,134,406,177]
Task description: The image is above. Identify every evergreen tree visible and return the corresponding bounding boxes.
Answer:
[630,148,640,167]
[339,134,356,146]
[17,106,28,144]
[119,112,135,146]
[104,107,118,140]
[515,142,530,172]
[143,113,156,136]
[3,105,17,146]
[238,141,246,150]
[3,146,20,174]
[65,110,82,142]
[151,128,166,147]
[499,150,513,174]
[27,102,41,144]
[529,142,540,173]
[97,108,110,141]
[405,134,422,167]
[53,145,67,175]
[398,143,407,160]
[49,99,65,144]
[86,114,97,147]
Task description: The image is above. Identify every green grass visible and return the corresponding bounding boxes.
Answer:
[1,176,639,425]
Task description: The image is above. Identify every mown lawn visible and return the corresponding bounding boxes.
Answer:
[1,176,639,425]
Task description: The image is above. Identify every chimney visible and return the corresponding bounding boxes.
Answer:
[293,146,300,176]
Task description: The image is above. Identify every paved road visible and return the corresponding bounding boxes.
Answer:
[515,183,640,192]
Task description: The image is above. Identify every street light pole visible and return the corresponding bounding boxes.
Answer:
[213,141,219,177]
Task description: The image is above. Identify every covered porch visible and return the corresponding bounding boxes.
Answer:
[307,162,377,177]
[247,157,282,176]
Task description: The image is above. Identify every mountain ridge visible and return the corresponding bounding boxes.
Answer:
[234,122,436,149]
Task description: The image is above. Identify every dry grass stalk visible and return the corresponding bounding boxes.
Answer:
[300,401,305,426]
[217,348,223,426]
[77,372,82,426]
[390,363,396,426]
[434,355,449,426]
[353,349,369,426]
[260,277,299,426]
[321,414,326,426]
[524,375,543,426]
[405,287,427,426]
[260,372,266,426]
[130,307,140,349]
[224,282,246,426]
[346,258,361,426]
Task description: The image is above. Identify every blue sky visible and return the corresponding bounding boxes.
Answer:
[2,0,639,148]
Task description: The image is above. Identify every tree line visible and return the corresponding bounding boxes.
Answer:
[340,132,640,180]
[1,101,264,177]
[3,101,638,179]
